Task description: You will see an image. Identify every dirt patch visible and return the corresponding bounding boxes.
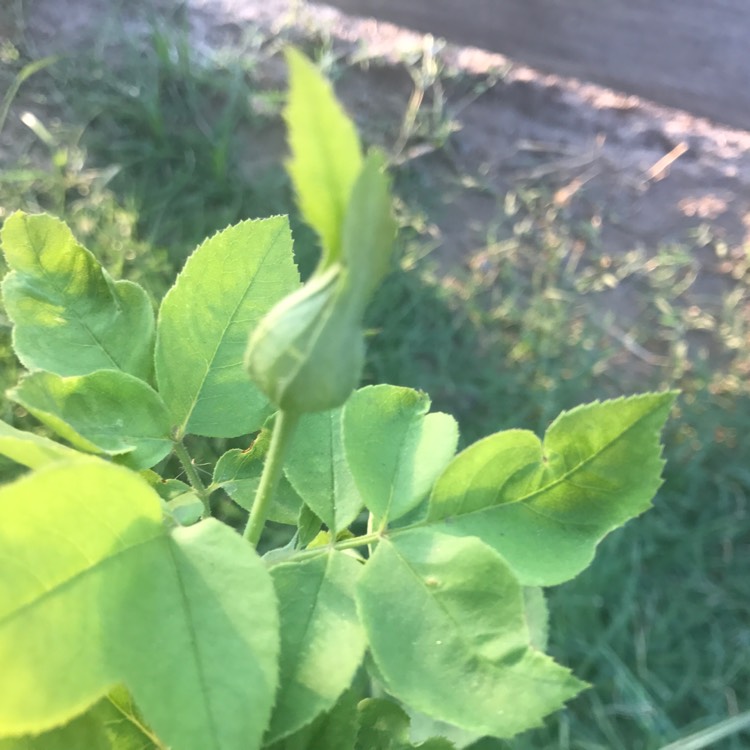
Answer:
[13,0,750,375]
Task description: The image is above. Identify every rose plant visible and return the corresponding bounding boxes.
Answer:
[0,50,675,750]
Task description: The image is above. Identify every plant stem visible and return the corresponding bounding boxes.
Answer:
[243,409,299,546]
[335,531,381,551]
[173,440,212,518]
[288,531,383,563]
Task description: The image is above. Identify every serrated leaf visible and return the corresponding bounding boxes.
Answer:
[428,393,676,585]
[0,418,80,469]
[264,689,359,750]
[285,48,362,266]
[214,425,302,524]
[341,151,397,305]
[95,686,165,750]
[267,552,366,743]
[155,217,299,438]
[285,408,363,533]
[0,460,279,750]
[8,370,173,470]
[0,709,111,750]
[356,699,410,750]
[356,529,585,739]
[0,212,154,381]
[344,385,458,526]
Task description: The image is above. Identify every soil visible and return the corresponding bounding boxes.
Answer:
[11,0,750,370]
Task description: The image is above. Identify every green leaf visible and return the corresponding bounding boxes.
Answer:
[0,687,165,750]
[355,700,457,750]
[213,423,303,524]
[8,370,173,470]
[0,713,110,750]
[0,418,80,469]
[155,217,299,438]
[285,48,363,266]
[267,552,366,743]
[428,393,676,585]
[156,480,204,527]
[356,699,410,750]
[341,151,397,305]
[94,686,165,750]
[0,212,154,381]
[0,460,279,750]
[298,504,323,548]
[285,408,363,533]
[264,689,359,750]
[344,385,458,525]
[356,529,585,739]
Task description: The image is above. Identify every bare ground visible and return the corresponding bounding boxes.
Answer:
[11,0,750,381]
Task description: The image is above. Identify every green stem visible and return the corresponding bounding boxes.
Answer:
[288,531,383,563]
[243,409,300,546]
[173,440,212,518]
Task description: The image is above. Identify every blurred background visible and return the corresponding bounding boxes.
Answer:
[1,1,748,748]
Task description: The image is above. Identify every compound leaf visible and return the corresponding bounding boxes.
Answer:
[285,49,362,267]
[8,370,173,470]
[0,212,154,381]
[155,217,299,438]
[356,529,585,739]
[267,552,366,743]
[284,408,363,533]
[344,385,458,526]
[0,460,279,750]
[427,393,676,585]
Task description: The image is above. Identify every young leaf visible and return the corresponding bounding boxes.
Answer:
[264,689,359,750]
[341,151,397,306]
[266,552,366,743]
[356,529,585,739]
[0,460,279,750]
[355,699,458,750]
[153,479,204,527]
[0,707,112,750]
[4,686,166,750]
[213,425,303,525]
[155,217,299,438]
[356,699,410,750]
[284,407,363,533]
[427,392,676,585]
[8,370,173,470]
[92,686,164,750]
[0,418,80,469]
[0,212,154,381]
[344,385,458,526]
[285,48,363,267]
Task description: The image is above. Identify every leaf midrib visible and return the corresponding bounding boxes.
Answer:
[22,225,130,371]
[176,220,287,434]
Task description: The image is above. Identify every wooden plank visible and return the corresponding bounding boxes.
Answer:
[316,0,750,130]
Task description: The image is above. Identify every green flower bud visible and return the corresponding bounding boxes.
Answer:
[245,265,365,413]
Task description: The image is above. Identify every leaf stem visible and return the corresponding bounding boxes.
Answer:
[244,409,300,546]
[173,440,212,518]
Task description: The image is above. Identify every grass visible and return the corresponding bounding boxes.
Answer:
[1,8,749,749]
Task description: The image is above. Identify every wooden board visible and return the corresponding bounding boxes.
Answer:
[315,0,750,130]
